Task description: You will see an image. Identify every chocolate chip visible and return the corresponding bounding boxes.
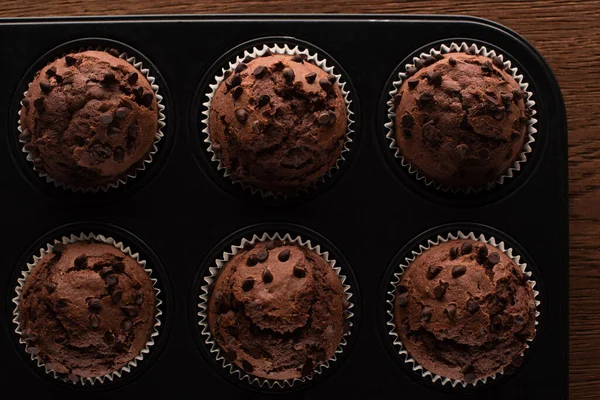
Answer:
[481,60,494,73]
[233,108,248,123]
[417,91,433,109]
[242,277,254,292]
[450,265,466,279]
[467,298,480,313]
[401,113,414,128]
[122,319,133,331]
[107,48,120,57]
[105,274,118,286]
[252,65,267,78]
[464,371,477,383]
[445,304,457,320]
[467,45,478,55]
[45,282,56,294]
[21,97,30,108]
[449,246,459,259]
[478,148,490,160]
[142,92,154,107]
[420,306,432,322]
[501,92,512,107]
[305,72,317,83]
[423,55,437,66]
[229,74,242,88]
[99,114,113,125]
[262,268,273,283]
[397,292,409,306]
[25,346,39,355]
[104,331,116,345]
[252,120,263,134]
[491,315,504,332]
[65,55,76,66]
[108,127,122,137]
[301,358,314,376]
[134,292,144,305]
[262,49,273,56]
[406,66,417,76]
[45,66,57,77]
[317,112,331,125]
[257,94,270,107]
[426,265,443,280]
[293,265,306,278]
[278,249,290,262]
[319,78,332,91]
[39,81,52,94]
[256,249,269,262]
[461,242,473,254]
[492,56,504,69]
[127,71,138,84]
[283,67,295,83]
[224,350,237,361]
[231,86,243,100]
[512,355,524,367]
[415,59,425,69]
[235,63,247,73]
[328,111,337,124]
[487,252,501,265]
[74,254,87,267]
[52,242,66,255]
[89,314,100,329]
[291,54,304,63]
[111,290,123,304]
[477,244,489,259]
[246,255,258,267]
[115,107,130,119]
[102,72,116,83]
[493,106,506,120]
[113,261,125,273]
[434,283,448,300]
[55,298,67,308]
[88,298,102,310]
[407,78,419,90]
[33,97,44,110]
[427,70,442,86]
[121,305,139,317]
[241,360,254,372]
[448,57,457,66]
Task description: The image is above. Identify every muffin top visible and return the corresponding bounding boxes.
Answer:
[394,52,530,188]
[19,241,156,380]
[19,50,158,188]
[209,53,347,193]
[208,240,346,380]
[393,239,536,383]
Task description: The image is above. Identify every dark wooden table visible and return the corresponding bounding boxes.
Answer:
[3,1,599,398]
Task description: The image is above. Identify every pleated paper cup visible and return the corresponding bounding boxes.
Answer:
[385,42,537,193]
[17,46,166,193]
[197,232,355,389]
[386,231,540,387]
[12,233,162,385]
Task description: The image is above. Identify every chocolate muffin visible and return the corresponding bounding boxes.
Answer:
[19,50,158,188]
[393,239,536,383]
[209,53,347,193]
[208,240,346,380]
[18,241,156,380]
[394,52,531,188]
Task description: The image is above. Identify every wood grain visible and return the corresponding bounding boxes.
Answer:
[3,1,600,398]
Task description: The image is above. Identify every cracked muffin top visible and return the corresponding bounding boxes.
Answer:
[19,50,158,188]
[393,239,536,383]
[207,240,347,380]
[18,241,156,380]
[209,53,347,193]
[394,52,531,189]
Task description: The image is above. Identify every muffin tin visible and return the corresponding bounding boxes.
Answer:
[0,15,567,399]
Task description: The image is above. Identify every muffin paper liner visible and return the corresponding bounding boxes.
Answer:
[17,46,167,193]
[201,43,355,199]
[385,231,540,388]
[197,232,355,389]
[384,42,538,194]
[12,232,163,385]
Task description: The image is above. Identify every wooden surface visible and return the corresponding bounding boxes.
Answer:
[2,1,599,398]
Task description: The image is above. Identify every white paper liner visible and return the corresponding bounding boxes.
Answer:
[385,42,538,194]
[17,46,167,193]
[197,232,355,388]
[201,43,355,199]
[386,231,540,387]
[12,232,163,385]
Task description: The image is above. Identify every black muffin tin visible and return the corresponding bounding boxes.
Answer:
[0,15,568,400]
